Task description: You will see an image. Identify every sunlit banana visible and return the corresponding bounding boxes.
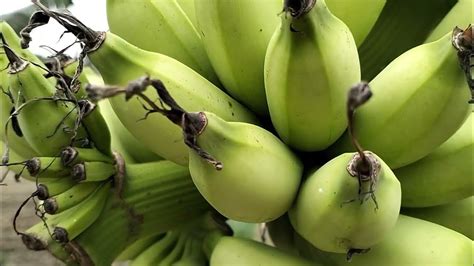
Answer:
[43,181,102,214]
[20,4,259,166]
[22,182,111,249]
[195,0,281,115]
[331,27,472,169]
[425,0,473,43]
[402,196,473,240]
[106,0,219,85]
[204,231,316,266]
[395,111,473,207]
[295,215,473,266]
[265,0,361,151]
[326,0,386,46]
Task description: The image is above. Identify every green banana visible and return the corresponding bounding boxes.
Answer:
[331,28,472,169]
[106,0,219,85]
[116,234,164,261]
[204,231,316,266]
[295,215,473,266]
[265,0,361,151]
[69,160,210,265]
[43,181,102,214]
[195,0,281,115]
[425,0,473,43]
[173,237,207,266]
[159,231,189,265]
[22,182,111,249]
[60,146,112,166]
[402,196,473,240]
[37,177,76,200]
[71,161,116,182]
[25,156,70,178]
[2,40,87,157]
[325,0,386,46]
[131,231,180,266]
[20,5,259,165]
[357,0,457,81]
[395,111,473,207]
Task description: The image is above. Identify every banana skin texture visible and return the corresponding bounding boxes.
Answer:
[106,0,219,85]
[88,32,258,165]
[265,0,361,151]
[195,0,281,115]
[295,215,473,266]
[289,152,401,253]
[395,111,473,207]
[331,32,471,169]
[188,112,302,223]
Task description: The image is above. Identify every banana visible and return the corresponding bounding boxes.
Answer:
[0,22,40,160]
[394,111,473,207]
[60,146,112,166]
[295,215,473,266]
[131,231,180,266]
[116,234,164,261]
[425,0,473,43]
[195,0,281,115]
[159,231,189,265]
[1,39,88,157]
[106,0,219,85]
[173,237,207,266]
[71,161,116,182]
[358,0,458,80]
[204,231,316,266]
[331,27,472,169]
[264,0,361,151]
[70,160,210,265]
[36,177,76,200]
[325,0,386,46]
[22,182,111,249]
[24,156,70,178]
[20,4,259,166]
[43,181,102,214]
[402,196,473,240]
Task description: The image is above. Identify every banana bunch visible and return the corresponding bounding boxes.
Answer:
[4,1,474,265]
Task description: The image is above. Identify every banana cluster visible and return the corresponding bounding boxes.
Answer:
[1,0,473,265]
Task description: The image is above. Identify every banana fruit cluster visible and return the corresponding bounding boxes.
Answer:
[1,0,473,265]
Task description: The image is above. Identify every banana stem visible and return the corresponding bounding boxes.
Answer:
[346,82,372,175]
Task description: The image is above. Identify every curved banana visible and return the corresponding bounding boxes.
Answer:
[60,146,112,166]
[36,177,76,200]
[173,236,207,266]
[176,0,197,28]
[106,0,219,85]
[265,0,361,151]
[395,111,473,207]
[71,161,116,182]
[205,232,316,266]
[195,0,281,115]
[187,112,302,223]
[159,232,189,265]
[115,234,163,261]
[295,215,473,266]
[325,0,386,46]
[402,196,473,240]
[331,28,472,169]
[43,181,102,214]
[425,0,473,43]
[24,156,70,179]
[131,231,180,266]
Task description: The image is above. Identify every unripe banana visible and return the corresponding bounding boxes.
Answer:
[60,146,112,166]
[425,0,473,43]
[395,111,473,207]
[37,178,76,200]
[43,181,102,214]
[195,0,281,115]
[24,156,70,179]
[402,196,473,240]
[176,0,197,28]
[106,0,219,85]
[116,235,163,261]
[331,28,472,169]
[295,215,473,266]
[22,182,111,249]
[173,237,207,266]
[159,232,189,265]
[204,232,316,266]
[265,0,361,151]
[131,231,180,266]
[187,111,302,223]
[20,3,260,164]
[2,43,87,157]
[71,161,116,182]
[325,0,386,46]
[289,151,401,254]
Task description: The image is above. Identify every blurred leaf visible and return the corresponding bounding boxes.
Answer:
[0,0,73,33]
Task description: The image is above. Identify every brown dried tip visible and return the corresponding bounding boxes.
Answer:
[71,163,86,182]
[25,158,41,176]
[452,25,473,52]
[43,198,59,214]
[21,234,47,250]
[78,100,97,117]
[61,147,78,166]
[36,184,49,200]
[53,227,69,244]
[283,0,317,19]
